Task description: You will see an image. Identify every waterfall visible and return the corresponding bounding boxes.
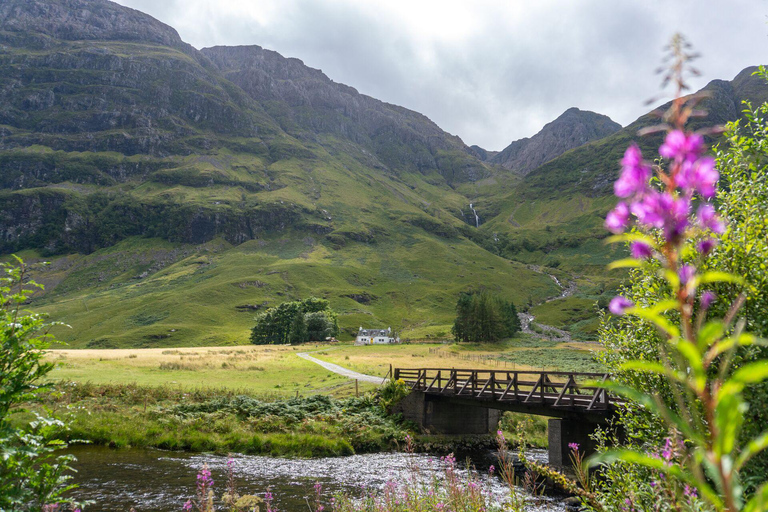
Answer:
[469,203,480,228]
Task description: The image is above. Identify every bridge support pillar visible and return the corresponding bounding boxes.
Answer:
[396,392,500,435]
[548,418,602,468]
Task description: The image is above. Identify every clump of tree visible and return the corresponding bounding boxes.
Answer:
[250,297,339,345]
[451,290,521,343]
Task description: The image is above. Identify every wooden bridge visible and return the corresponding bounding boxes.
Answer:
[392,368,622,467]
[393,368,618,418]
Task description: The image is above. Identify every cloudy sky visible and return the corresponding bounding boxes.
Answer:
[114,0,767,150]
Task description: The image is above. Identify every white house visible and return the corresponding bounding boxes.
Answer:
[355,327,398,345]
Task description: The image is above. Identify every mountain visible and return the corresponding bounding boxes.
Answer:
[489,108,621,175]
[520,67,768,201]
[0,0,764,348]
[471,67,768,276]
[0,0,560,347]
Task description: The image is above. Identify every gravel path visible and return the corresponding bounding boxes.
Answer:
[297,352,386,384]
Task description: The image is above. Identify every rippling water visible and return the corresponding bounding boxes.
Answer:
[66,446,564,512]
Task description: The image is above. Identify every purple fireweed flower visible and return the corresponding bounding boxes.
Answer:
[488,465,495,474]
[697,204,725,234]
[660,130,704,162]
[630,241,653,259]
[615,145,652,198]
[679,265,696,287]
[606,202,631,234]
[679,157,719,199]
[183,501,193,511]
[568,442,580,451]
[631,192,689,241]
[609,296,634,315]
[684,484,698,498]
[698,238,718,256]
[701,291,717,310]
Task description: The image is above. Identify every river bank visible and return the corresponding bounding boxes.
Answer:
[64,445,564,512]
[20,381,548,459]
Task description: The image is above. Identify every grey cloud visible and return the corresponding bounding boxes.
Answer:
[114,0,768,150]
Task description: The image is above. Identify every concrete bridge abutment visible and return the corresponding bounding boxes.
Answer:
[395,391,501,435]
[395,391,611,468]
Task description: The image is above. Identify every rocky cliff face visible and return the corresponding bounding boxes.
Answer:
[0,0,185,48]
[491,108,621,175]
[201,45,487,182]
[0,0,494,254]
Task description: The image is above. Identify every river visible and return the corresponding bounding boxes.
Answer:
[65,446,566,511]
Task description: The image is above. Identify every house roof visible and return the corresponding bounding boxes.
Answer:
[357,329,390,337]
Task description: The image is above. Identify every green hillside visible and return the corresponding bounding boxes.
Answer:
[1,0,765,347]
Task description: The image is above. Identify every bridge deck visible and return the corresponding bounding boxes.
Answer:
[394,367,620,416]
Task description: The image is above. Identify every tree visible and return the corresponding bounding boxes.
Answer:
[0,258,80,510]
[250,297,338,345]
[304,311,336,341]
[288,313,308,344]
[451,290,520,343]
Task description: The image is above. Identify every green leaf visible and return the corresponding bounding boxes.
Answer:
[629,307,681,338]
[697,271,745,285]
[608,258,642,270]
[736,430,768,472]
[720,361,768,398]
[674,339,705,391]
[619,361,686,383]
[698,321,725,350]
[663,269,681,291]
[605,233,657,246]
[715,392,747,457]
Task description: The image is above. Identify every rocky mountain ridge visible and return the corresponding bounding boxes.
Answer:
[485,108,621,175]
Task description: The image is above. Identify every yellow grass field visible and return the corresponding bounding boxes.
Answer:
[45,337,603,397]
[46,345,376,398]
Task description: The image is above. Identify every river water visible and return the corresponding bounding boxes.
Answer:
[66,446,565,512]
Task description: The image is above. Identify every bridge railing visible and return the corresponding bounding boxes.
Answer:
[393,367,618,412]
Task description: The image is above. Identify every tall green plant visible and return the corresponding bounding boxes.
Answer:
[0,257,80,510]
[586,38,768,511]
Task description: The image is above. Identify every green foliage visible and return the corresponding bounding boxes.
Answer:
[250,297,338,345]
[378,379,410,411]
[0,258,80,510]
[31,385,411,457]
[451,290,521,343]
[587,66,768,512]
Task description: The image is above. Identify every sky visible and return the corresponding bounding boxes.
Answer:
[114,0,768,151]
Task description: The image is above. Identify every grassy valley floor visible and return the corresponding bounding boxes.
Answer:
[28,339,599,457]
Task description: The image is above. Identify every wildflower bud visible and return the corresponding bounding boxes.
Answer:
[630,241,652,259]
[605,202,631,234]
[700,291,716,310]
[659,130,704,162]
[678,265,696,287]
[697,204,725,234]
[609,296,634,315]
[697,238,718,256]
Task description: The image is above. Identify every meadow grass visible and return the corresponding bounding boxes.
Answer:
[46,345,377,397]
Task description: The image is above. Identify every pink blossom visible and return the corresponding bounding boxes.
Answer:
[630,241,652,259]
[660,130,704,162]
[631,192,689,241]
[698,238,718,256]
[678,265,696,286]
[679,157,719,199]
[697,204,725,234]
[568,442,580,451]
[615,145,652,198]
[701,291,717,310]
[606,202,631,234]
[609,296,634,315]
